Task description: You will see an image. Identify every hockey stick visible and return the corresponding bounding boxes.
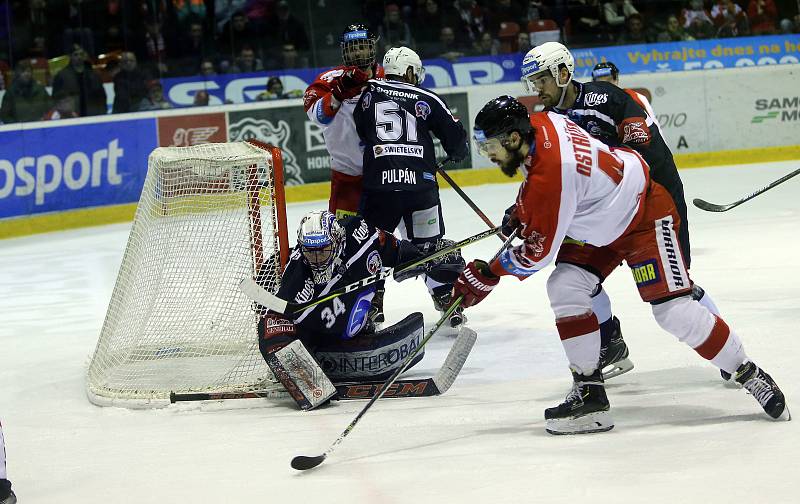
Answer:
[290,233,515,471]
[436,158,500,237]
[240,226,501,315]
[169,327,477,403]
[692,167,800,212]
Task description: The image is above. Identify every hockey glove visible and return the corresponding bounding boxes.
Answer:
[331,67,370,102]
[453,260,499,307]
[501,204,521,238]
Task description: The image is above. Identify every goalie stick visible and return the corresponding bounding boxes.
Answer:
[290,232,516,471]
[693,167,800,212]
[240,226,501,315]
[168,326,477,403]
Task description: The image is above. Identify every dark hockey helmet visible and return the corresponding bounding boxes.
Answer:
[473,95,531,157]
[592,61,619,81]
[340,23,379,69]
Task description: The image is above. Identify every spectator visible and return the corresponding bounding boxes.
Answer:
[230,45,264,74]
[526,0,551,22]
[378,3,414,51]
[112,52,148,114]
[682,0,716,38]
[616,12,654,44]
[219,10,256,63]
[61,0,105,56]
[175,20,216,76]
[487,0,527,34]
[193,90,210,106]
[267,0,310,51]
[442,0,487,47]
[138,80,172,111]
[256,76,303,101]
[215,0,248,33]
[141,16,169,75]
[570,0,609,45]
[473,31,500,56]
[438,26,467,62]
[604,0,638,36]
[51,44,107,117]
[0,60,51,124]
[172,0,207,26]
[414,0,447,53]
[198,58,217,77]
[748,0,778,34]
[658,14,695,40]
[43,91,79,120]
[712,0,750,36]
[266,43,308,70]
[517,31,533,54]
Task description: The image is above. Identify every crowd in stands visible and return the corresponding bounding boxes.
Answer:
[1,0,799,124]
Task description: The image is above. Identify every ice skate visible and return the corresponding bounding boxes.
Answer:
[368,287,385,329]
[545,370,614,435]
[598,316,634,380]
[734,361,791,421]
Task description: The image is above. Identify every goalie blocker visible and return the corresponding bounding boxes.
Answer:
[265,313,428,409]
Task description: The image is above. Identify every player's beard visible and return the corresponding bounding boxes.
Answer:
[499,147,526,177]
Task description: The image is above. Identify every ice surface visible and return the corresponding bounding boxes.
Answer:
[1,162,798,503]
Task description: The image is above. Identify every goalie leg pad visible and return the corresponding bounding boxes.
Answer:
[265,339,337,410]
[314,312,426,382]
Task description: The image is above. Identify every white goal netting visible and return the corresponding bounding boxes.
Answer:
[87,141,288,408]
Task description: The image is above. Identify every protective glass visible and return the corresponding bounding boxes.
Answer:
[474,135,508,158]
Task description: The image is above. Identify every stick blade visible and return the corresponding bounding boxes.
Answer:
[291,454,327,471]
[239,278,288,312]
[692,198,730,213]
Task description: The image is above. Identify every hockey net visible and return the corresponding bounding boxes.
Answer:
[87,141,289,408]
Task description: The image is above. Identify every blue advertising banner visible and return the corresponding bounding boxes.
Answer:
[0,118,157,219]
[160,35,800,107]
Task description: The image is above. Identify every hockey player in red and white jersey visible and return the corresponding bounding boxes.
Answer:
[303,23,385,220]
[454,96,790,435]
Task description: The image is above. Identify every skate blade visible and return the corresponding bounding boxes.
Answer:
[773,405,791,422]
[601,358,634,380]
[545,411,614,435]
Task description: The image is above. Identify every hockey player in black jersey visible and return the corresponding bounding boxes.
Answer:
[353,46,470,329]
[518,42,723,380]
[257,210,463,409]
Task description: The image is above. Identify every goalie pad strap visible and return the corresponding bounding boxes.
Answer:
[266,339,337,410]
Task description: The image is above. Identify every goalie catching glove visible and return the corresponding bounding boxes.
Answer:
[452,260,499,307]
[331,67,370,102]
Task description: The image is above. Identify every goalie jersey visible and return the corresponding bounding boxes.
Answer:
[259,216,405,352]
[353,79,468,192]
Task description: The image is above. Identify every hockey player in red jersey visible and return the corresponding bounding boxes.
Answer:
[454,96,790,434]
[303,24,384,220]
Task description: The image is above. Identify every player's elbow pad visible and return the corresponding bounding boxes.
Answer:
[619,117,651,147]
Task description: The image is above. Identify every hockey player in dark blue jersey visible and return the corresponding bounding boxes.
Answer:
[257,210,463,409]
[353,46,469,329]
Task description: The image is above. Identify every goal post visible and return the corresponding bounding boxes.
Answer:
[87,140,289,408]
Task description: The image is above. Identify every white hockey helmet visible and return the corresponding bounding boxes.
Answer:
[297,210,345,284]
[383,46,426,85]
[520,42,575,94]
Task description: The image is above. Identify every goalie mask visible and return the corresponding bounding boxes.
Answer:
[520,42,574,108]
[297,210,345,284]
[383,46,425,85]
[341,23,379,70]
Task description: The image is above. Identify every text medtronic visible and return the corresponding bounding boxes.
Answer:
[0,140,124,205]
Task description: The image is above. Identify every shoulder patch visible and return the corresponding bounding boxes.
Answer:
[361,91,372,110]
[366,250,382,275]
[415,100,431,119]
